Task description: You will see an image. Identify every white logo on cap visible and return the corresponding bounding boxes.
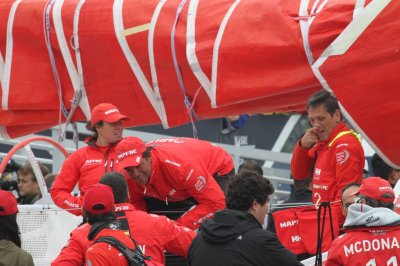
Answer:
[104,109,118,115]
[118,149,138,159]
[135,156,141,163]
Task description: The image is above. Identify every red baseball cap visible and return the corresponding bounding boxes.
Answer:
[351,176,395,203]
[90,103,128,127]
[116,137,147,171]
[0,190,18,216]
[83,184,114,214]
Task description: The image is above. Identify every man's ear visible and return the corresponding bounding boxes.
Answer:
[333,109,341,122]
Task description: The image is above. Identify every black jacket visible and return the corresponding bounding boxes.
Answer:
[188,209,302,266]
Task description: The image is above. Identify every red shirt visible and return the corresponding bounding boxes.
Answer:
[326,226,400,266]
[52,203,195,266]
[51,138,119,215]
[85,229,163,266]
[126,138,232,229]
[291,122,364,205]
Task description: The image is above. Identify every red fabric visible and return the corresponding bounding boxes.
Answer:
[85,229,160,266]
[291,122,365,199]
[50,140,119,215]
[272,205,340,255]
[52,203,195,266]
[116,137,147,169]
[326,226,400,266]
[126,138,232,229]
[0,190,18,215]
[291,122,364,224]
[82,184,114,214]
[90,103,128,127]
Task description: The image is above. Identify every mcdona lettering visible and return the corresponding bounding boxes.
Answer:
[279,220,299,228]
[344,237,400,256]
[117,149,137,159]
[104,109,118,115]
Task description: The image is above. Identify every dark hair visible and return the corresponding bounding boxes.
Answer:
[307,90,340,117]
[142,146,153,159]
[371,153,394,180]
[226,171,274,211]
[237,160,263,175]
[0,214,21,247]
[341,182,361,197]
[99,172,128,204]
[85,120,104,139]
[17,163,49,182]
[358,195,394,210]
[83,209,116,225]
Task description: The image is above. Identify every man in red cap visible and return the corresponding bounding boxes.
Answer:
[326,177,400,265]
[116,136,234,230]
[52,172,194,266]
[0,190,34,265]
[51,103,129,215]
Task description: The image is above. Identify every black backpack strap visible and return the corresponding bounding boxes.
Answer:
[94,236,151,266]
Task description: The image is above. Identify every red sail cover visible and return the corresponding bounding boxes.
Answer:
[0,0,399,167]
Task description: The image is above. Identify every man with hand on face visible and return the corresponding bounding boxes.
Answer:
[291,90,365,224]
[116,137,233,230]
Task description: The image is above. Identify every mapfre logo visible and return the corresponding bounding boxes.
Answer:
[104,108,118,115]
[117,149,137,159]
[85,159,102,165]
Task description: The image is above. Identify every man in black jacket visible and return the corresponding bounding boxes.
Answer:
[188,171,302,266]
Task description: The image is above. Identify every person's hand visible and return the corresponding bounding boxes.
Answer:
[300,127,319,148]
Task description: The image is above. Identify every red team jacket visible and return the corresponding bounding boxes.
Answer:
[126,138,233,230]
[52,203,195,266]
[291,122,364,224]
[86,229,163,266]
[326,226,400,265]
[50,138,119,215]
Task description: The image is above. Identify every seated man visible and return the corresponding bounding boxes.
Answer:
[188,171,302,266]
[116,136,234,229]
[0,190,34,266]
[326,177,400,265]
[52,172,195,266]
[17,163,49,204]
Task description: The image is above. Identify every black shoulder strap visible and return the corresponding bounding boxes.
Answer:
[94,236,151,266]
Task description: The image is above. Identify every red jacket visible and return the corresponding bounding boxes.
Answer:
[291,122,364,205]
[50,138,119,215]
[52,203,195,266]
[85,229,163,266]
[325,226,400,266]
[126,138,232,229]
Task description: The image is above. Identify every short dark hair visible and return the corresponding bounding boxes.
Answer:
[142,146,153,159]
[237,160,263,175]
[358,195,394,210]
[83,209,115,225]
[0,214,21,247]
[307,90,340,117]
[371,153,394,180]
[99,172,128,204]
[226,171,274,211]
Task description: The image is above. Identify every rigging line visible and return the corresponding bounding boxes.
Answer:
[171,0,199,138]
